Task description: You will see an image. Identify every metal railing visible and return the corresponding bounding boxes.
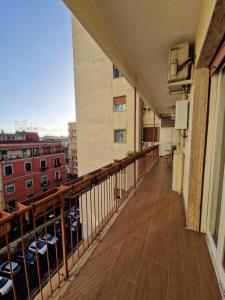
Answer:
[0,144,159,300]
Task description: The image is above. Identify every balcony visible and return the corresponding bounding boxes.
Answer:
[60,160,221,300]
[54,162,61,168]
[55,177,62,184]
[0,145,221,300]
[41,180,49,187]
[40,165,48,171]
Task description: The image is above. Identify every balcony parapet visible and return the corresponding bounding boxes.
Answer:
[0,144,159,300]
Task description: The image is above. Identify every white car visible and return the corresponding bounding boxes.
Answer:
[39,234,58,245]
[28,240,47,255]
[0,276,12,296]
[0,261,21,276]
[71,221,78,232]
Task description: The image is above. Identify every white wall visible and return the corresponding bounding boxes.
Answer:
[159,126,177,156]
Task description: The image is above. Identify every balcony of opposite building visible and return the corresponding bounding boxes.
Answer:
[60,159,221,300]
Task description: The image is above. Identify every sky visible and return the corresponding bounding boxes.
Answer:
[0,0,75,137]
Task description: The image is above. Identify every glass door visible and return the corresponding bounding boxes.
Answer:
[208,65,225,292]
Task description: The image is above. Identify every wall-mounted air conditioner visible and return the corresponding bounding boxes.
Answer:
[168,42,190,83]
[175,100,188,130]
[167,42,193,94]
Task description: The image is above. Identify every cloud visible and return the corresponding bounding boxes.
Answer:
[37,124,68,137]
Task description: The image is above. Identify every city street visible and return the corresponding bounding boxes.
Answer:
[0,221,82,300]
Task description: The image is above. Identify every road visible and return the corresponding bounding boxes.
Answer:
[0,223,82,300]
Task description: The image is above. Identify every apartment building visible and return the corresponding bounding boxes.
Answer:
[1,1,225,299]
[72,18,160,176]
[0,132,66,210]
[68,122,78,176]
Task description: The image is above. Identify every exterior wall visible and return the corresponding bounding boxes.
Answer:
[0,146,66,206]
[159,126,177,156]
[68,122,78,175]
[182,86,194,210]
[195,0,216,64]
[72,17,141,176]
[201,73,219,232]
[183,0,216,221]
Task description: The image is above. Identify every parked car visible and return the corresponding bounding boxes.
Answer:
[66,208,80,221]
[39,234,58,246]
[0,276,12,296]
[28,240,47,255]
[0,261,21,276]
[71,220,78,232]
[15,251,37,265]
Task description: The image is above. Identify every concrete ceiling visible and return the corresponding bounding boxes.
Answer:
[64,0,203,115]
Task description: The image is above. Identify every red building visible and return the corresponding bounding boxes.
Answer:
[0,133,66,208]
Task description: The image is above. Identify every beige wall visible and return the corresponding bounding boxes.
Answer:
[68,122,78,175]
[195,0,216,64]
[72,17,141,176]
[200,73,219,232]
[180,0,216,202]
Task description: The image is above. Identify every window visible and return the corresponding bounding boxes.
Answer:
[6,184,15,195]
[25,161,32,172]
[114,130,126,143]
[55,171,61,181]
[40,160,46,170]
[5,165,13,176]
[113,65,123,79]
[113,96,126,112]
[41,175,48,186]
[26,179,33,189]
[54,157,60,167]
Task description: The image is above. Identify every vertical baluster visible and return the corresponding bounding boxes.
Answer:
[32,209,43,300]
[90,189,93,243]
[97,184,100,234]
[4,223,17,300]
[69,196,75,268]
[19,215,32,300]
[80,194,85,254]
[85,192,89,247]
[52,204,61,286]
[60,193,68,279]
[93,185,97,239]
[44,208,53,295]
[100,181,103,230]
[74,194,80,259]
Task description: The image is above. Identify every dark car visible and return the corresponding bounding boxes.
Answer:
[15,251,37,265]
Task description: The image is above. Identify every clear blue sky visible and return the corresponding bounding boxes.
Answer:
[0,0,75,136]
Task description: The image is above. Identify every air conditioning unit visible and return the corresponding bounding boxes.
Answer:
[168,42,190,82]
[167,42,193,94]
[175,100,189,130]
[142,106,150,113]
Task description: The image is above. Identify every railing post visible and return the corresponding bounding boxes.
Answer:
[60,193,69,279]
[134,86,137,188]
[115,172,118,211]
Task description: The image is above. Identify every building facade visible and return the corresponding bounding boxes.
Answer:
[68,122,78,176]
[72,18,160,176]
[0,133,66,210]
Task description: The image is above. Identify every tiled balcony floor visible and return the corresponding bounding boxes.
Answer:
[62,159,222,300]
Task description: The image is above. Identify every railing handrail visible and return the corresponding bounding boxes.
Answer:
[0,144,159,225]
